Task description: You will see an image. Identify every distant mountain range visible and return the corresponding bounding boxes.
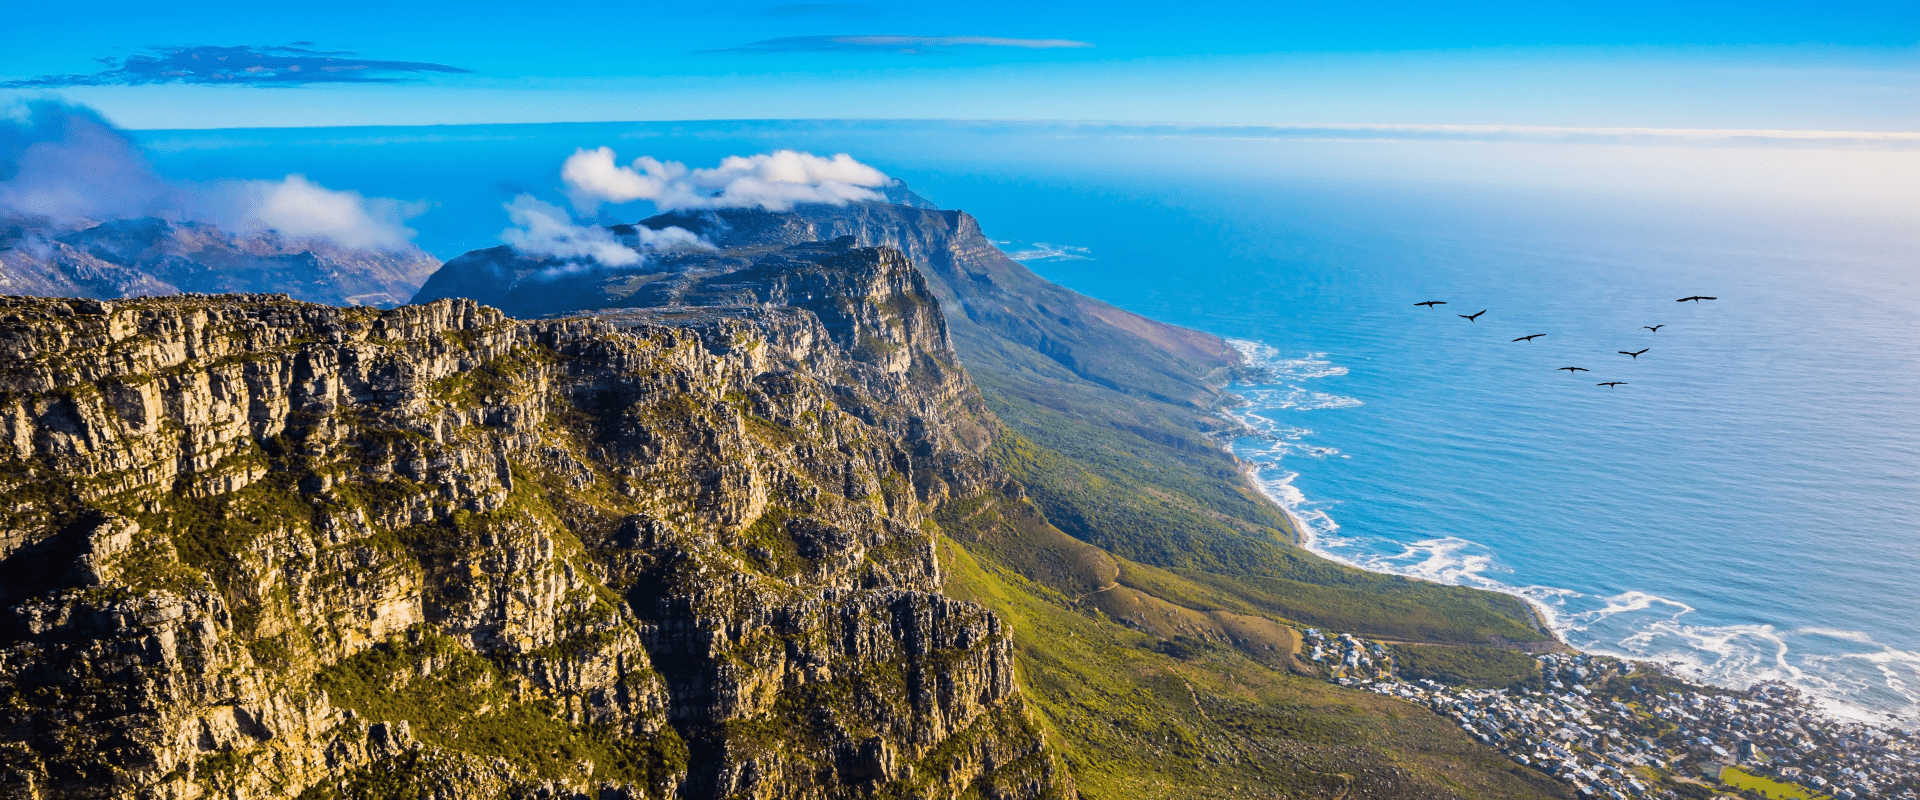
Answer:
[0,214,439,307]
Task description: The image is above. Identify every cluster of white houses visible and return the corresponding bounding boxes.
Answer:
[1301,632,1918,799]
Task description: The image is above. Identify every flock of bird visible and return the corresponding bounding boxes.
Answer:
[1414,296,1718,389]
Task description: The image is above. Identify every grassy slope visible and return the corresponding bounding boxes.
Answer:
[983,388,1548,646]
[624,199,1551,646]
[929,268,1567,795]
[1719,766,1831,800]
[935,492,1570,800]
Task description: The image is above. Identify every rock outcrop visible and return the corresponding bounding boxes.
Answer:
[0,239,1067,798]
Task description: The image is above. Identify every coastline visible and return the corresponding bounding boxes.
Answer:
[1215,354,1917,732]
[1232,448,1567,649]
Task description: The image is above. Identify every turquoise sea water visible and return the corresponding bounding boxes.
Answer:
[137,121,1920,725]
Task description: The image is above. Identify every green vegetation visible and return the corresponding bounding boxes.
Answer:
[143,476,316,602]
[940,532,1569,800]
[986,409,1293,574]
[293,749,452,800]
[315,625,685,785]
[427,345,555,407]
[1389,644,1543,691]
[191,749,249,787]
[1720,766,1831,800]
[956,379,1566,796]
[733,506,810,577]
[987,417,1547,645]
[245,635,298,672]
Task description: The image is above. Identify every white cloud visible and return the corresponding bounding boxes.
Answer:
[1,100,427,251]
[0,101,174,223]
[561,147,893,214]
[499,194,706,267]
[204,175,425,250]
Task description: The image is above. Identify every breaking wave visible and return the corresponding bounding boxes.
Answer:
[1001,241,1093,262]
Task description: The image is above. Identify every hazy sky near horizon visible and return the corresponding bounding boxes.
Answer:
[3,1,1916,131]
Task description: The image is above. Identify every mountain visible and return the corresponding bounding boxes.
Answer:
[0,211,1575,797]
[0,215,440,307]
[412,204,1569,798]
[640,204,1240,412]
[421,204,1235,411]
[616,203,1295,574]
[0,242,1067,797]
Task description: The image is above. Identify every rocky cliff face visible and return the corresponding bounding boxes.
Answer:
[0,240,1067,798]
[415,202,1238,412]
[632,204,1239,410]
[0,215,440,308]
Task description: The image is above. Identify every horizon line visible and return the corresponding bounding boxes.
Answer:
[125,116,1920,139]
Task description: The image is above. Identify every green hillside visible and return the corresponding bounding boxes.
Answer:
[935,484,1569,800]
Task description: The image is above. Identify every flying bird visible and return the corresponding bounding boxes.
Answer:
[1597,381,1627,389]
[1643,325,1664,333]
[1678,296,1718,303]
[1415,301,1447,307]
[1619,348,1649,359]
[1459,310,1487,322]
[1558,367,1589,373]
[1512,334,1546,343]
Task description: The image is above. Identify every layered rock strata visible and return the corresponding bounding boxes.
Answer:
[0,239,1067,799]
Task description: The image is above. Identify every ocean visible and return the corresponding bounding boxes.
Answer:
[135,119,1920,726]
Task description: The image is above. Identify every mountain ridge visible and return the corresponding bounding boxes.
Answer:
[0,214,440,308]
[632,204,1240,412]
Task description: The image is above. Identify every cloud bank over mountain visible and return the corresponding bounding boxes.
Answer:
[0,100,424,249]
[2,44,472,88]
[561,148,894,214]
[198,176,426,250]
[499,195,706,267]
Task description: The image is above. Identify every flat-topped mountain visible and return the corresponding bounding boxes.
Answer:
[641,203,1242,413]
[0,214,440,307]
[418,202,1235,412]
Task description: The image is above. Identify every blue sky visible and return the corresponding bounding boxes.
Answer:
[3,1,1916,129]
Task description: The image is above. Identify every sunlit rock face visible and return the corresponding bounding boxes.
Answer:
[0,240,1067,799]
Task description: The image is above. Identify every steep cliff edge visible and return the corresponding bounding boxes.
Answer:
[632,205,1238,413]
[418,204,1235,417]
[0,240,1067,798]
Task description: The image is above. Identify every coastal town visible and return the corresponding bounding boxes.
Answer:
[1303,630,1920,800]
